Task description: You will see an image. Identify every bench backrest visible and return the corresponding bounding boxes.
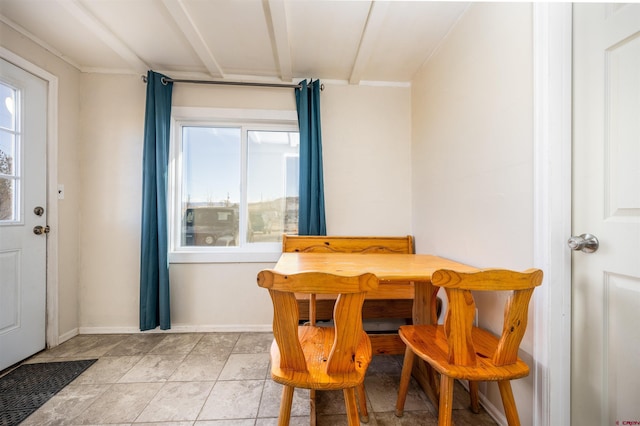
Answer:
[282,235,414,254]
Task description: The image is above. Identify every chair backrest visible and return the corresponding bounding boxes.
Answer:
[431,268,543,367]
[257,270,379,374]
[282,235,414,254]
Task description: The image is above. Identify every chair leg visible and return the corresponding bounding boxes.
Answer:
[344,387,360,426]
[395,345,416,417]
[310,389,317,426]
[278,385,295,426]
[428,365,440,404]
[469,380,480,413]
[308,292,317,424]
[356,382,369,423]
[497,380,521,426]
[438,375,454,426]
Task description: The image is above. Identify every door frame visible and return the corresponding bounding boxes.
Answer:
[0,47,59,349]
[532,4,572,426]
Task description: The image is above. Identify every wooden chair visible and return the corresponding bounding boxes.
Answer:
[257,270,379,426]
[282,235,416,355]
[395,268,543,426]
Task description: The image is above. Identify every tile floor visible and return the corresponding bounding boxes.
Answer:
[11,332,498,425]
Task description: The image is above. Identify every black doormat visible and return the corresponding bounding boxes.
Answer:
[0,359,97,426]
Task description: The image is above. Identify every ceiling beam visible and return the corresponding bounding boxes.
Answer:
[160,0,224,79]
[349,1,389,85]
[58,0,149,75]
[264,0,293,82]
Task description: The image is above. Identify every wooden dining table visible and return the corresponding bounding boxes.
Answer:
[270,252,478,404]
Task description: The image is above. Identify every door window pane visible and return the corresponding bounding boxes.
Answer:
[0,82,17,222]
[0,132,15,175]
[0,177,14,221]
[0,83,16,131]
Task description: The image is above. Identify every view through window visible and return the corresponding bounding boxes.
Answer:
[173,119,299,255]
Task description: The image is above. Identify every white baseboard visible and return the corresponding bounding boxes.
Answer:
[76,324,273,335]
[58,328,79,344]
[479,392,507,426]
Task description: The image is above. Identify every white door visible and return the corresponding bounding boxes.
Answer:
[572,4,640,425]
[0,57,48,370]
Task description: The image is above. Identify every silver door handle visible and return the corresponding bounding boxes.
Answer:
[567,233,599,253]
[33,225,50,235]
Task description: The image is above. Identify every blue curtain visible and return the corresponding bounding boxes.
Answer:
[295,80,326,235]
[140,71,173,331]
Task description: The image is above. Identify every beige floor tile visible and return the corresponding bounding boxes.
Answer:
[190,333,240,358]
[257,379,310,418]
[169,354,227,381]
[117,354,186,383]
[451,407,501,426]
[315,390,348,415]
[232,333,273,354]
[105,333,166,356]
[452,379,475,410]
[23,349,57,362]
[67,335,127,358]
[217,353,270,380]
[149,333,204,355]
[74,356,142,384]
[373,410,438,425]
[364,372,430,414]
[13,333,498,426]
[32,335,117,359]
[254,417,309,426]
[21,353,98,364]
[19,384,111,426]
[317,412,376,426]
[135,381,214,422]
[198,380,264,420]
[71,382,163,424]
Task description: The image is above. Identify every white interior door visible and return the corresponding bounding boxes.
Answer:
[0,57,48,370]
[572,4,640,425]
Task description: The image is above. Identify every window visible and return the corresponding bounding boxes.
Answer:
[170,107,299,262]
[0,82,18,222]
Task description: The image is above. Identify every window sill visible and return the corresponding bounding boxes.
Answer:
[169,250,281,264]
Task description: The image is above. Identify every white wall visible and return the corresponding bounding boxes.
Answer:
[0,22,82,339]
[77,74,146,329]
[76,78,412,331]
[321,84,412,236]
[411,3,535,425]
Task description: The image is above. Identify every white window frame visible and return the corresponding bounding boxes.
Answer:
[168,107,299,263]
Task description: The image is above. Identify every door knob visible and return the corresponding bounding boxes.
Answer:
[33,225,50,235]
[567,233,599,253]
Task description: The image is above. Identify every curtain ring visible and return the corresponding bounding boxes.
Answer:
[160,77,168,85]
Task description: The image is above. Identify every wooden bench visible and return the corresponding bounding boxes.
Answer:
[282,235,415,355]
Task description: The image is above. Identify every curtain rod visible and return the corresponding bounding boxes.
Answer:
[141,75,323,91]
